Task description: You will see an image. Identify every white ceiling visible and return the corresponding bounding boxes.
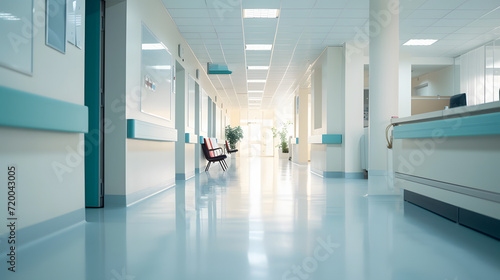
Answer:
[161,0,500,110]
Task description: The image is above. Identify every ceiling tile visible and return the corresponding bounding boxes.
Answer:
[444,9,490,19]
[168,9,210,18]
[334,18,366,26]
[421,26,463,33]
[178,25,215,33]
[217,32,244,39]
[417,0,467,10]
[241,0,281,9]
[466,18,500,27]
[281,0,317,9]
[433,19,474,27]
[314,0,349,9]
[400,19,438,27]
[338,9,367,18]
[457,0,500,10]
[280,9,312,18]
[215,25,243,33]
[406,9,452,19]
[174,17,213,26]
[161,0,207,9]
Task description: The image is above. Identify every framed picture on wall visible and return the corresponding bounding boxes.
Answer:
[0,0,33,74]
[140,23,175,120]
[46,0,67,53]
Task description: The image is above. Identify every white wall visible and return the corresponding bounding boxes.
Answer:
[105,0,223,203]
[309,47,345,176]
[0,0,85,235]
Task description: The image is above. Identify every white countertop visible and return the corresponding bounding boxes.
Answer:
[392,101,500,125]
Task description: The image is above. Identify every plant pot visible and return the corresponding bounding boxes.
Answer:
[279,150,289,159]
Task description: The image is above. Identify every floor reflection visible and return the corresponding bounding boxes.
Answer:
[3,156,500,280]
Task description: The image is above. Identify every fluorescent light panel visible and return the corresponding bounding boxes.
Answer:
[246,44,272,51]
[403,39,437,46]
[248,80,266,83]
[248,66,269,70]
[248,90,264,93]
[0,13,20,21]
[243,9,280,19]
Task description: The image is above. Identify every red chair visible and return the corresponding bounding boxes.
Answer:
[201,138,228,171]
[225,140,238,154]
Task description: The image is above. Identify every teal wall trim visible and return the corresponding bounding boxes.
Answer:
[310,170,364,179]
[322,134,342,144]
[309,134,342,144]
[296,138,299,144]
[185,133,199,144]
[0,209,85,249]
[324,171,344,178]
[85,0,103,207]
[200,136,205,144]
[345,172,365,179]
[394,112,500,139]
[127,119,177,142]
[0,85,88,133]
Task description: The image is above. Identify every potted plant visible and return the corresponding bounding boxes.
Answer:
[271,121,292,159]
[225,125,243,151]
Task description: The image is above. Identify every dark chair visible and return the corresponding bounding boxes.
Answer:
[225,140,238,154]
[201,138,228,171]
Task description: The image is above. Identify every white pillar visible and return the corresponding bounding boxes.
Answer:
[399,52,412,118]
[368,0,399,194]
[298,88,310,164]
[344,42,365,178]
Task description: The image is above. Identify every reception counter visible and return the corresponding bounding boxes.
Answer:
[392,101,500,239]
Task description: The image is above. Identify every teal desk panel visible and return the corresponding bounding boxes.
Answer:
[309,134,342,144]
[393,112,500,139]
[0,85,88,133]
[127,119,177,142]
[322,134,342,144]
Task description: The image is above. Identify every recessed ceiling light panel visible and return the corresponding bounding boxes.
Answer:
[248,66,270,70]
[248,80,266,83]
[403,39,438,46]
[243,9,280,19]
[246,44,273,51]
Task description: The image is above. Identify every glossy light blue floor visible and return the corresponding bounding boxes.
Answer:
[4,156,500,280]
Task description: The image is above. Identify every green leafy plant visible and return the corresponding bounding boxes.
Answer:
[271,121,292,153]
[225,125,243,149]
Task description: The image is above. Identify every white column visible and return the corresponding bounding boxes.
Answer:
[399,52,412,118]
[175,65,186,178]
[344,42,365,178]
[368,0,399,194]
[298,88,310,163]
